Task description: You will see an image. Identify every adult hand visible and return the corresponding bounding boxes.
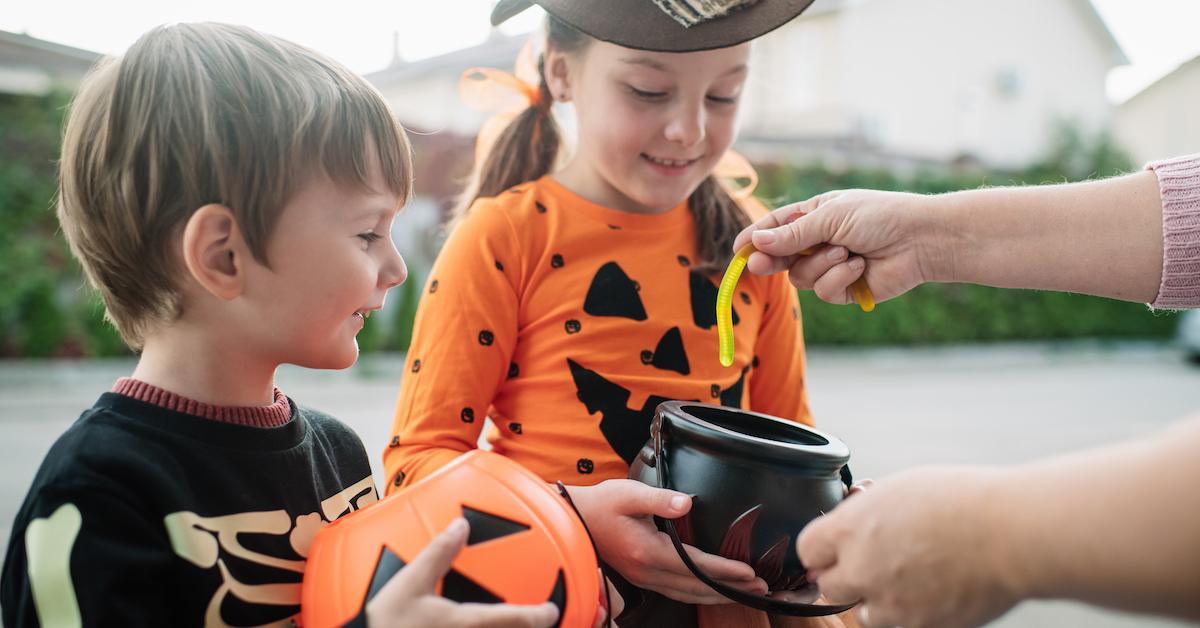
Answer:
[566,479,768,605]
[732,190,947,305]
[366,517,561,627]
[796,467,1023,628]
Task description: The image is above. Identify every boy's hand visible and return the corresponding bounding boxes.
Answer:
[366,518,560,627]
[565,479,768,605]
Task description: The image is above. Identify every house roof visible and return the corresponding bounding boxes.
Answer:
[1120,53,1200,106]
[0,29,102,64]
[1070,0,1128,66]
[366,31,527,86]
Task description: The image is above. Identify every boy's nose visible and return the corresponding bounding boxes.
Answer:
[381,244,407,289]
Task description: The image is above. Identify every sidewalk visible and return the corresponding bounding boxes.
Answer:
[2,342,1196,627]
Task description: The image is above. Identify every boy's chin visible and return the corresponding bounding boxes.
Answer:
[295,346,360,371]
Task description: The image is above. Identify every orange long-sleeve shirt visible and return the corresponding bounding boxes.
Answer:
[384,176,812,493]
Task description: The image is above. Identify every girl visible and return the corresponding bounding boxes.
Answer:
[386,2,853,626]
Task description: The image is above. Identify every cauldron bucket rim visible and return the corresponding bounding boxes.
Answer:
[657,401,849,467]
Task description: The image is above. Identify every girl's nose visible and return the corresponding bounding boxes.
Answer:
[663,102,705,147]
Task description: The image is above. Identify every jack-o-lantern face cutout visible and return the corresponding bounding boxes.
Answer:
[300,451,600,628]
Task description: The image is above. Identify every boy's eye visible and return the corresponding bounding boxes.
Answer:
[628,85,668,101]
[358,231,382,245]
[707,94,740,105]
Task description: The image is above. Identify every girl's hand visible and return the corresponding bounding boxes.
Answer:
[366,518,561,628]
[732,190,945,306]
[565,479,768,605]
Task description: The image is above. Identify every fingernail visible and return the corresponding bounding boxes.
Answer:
[848,257,865,271]
[449,517,468,534]
[827,247,847,261]
[752,230,777,246]
[670,495,689,511]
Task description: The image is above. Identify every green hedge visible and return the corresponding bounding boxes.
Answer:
[798,285,1176,346]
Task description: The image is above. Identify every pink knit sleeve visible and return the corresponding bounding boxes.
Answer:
[1144,154,1200,309]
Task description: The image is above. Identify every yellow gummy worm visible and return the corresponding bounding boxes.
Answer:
[717,245,875,367]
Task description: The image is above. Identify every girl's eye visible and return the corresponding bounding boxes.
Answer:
[358,232,382,245]
[707,94,740,105]
[629,85,668,101]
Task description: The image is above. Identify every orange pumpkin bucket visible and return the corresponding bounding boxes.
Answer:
[301,450,602,627]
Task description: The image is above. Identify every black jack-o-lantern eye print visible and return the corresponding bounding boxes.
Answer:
[584,262,647,321]
[479,330,495,346]
[429,279,439,294]
[576,458,594,474]
[535,201,547,214]
[551,254,565,269]
[494,260,505,271]
[508,362,519,379]
[461,407,476,423]
[564,319,582,334]
[411,359,422,373]
[740,291,751,305]
[677,255,690,267]
[389,436,401,448]
[710,384,721,398]
[639,327,691,375]
[509,422,523,434]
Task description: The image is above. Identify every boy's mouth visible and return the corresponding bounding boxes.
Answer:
[353,310,372,321]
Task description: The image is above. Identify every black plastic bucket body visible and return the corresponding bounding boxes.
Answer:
[628,401,856,616]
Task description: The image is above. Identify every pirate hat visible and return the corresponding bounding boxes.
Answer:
[491,0,817,52]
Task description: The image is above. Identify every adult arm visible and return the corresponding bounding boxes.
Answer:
[735,155,1200,309]
[796,414,1200,628]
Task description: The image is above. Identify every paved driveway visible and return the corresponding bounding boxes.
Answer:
[1,343,1196,627]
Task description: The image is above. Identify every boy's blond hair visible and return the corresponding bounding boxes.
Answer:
[58,22,412,348]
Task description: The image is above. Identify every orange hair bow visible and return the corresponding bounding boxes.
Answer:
[459,41,542,166]
[715,149,770,218]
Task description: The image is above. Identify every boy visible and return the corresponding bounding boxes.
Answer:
[0,22,557,627]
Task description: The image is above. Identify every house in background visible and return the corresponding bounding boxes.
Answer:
[368,31,525,137]
[367,0,1126,177]
[738,0,1125,170]
[366,32,527,279]
[1114,55,1200,166]
[0,29,100,96]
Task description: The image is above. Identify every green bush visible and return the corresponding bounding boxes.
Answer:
[798,285,1176,346]
[391,271,423,352]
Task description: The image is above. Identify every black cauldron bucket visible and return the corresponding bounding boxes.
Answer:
[628,401,858,616]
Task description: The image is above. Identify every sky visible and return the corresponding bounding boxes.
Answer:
[4,0,1199,103]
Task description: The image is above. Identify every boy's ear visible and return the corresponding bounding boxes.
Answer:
[544,48,573,102]
[181,204,248,301]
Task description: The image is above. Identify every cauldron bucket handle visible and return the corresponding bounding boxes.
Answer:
[649,416,859,617]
